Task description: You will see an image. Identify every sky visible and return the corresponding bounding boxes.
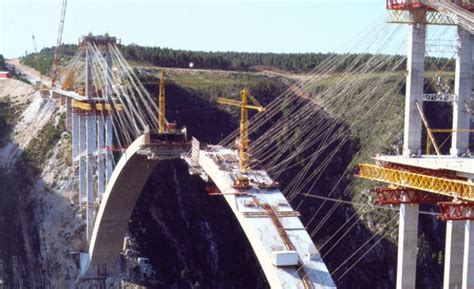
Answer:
[1,0,388,58]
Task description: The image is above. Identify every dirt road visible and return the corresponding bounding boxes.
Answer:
[5,58,50,86]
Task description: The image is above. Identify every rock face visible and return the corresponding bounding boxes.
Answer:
[0,79,82,288]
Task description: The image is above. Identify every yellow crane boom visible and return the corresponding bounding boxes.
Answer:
[217,88,265,173]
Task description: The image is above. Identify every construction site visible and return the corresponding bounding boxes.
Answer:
[0,0,474,288]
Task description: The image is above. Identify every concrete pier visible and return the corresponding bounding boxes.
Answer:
[66,97,72,131]
[105,117,113,183]
[397,14,426,289]
[403,18,426,157]
[444,220,465,289]
[72,111,79,162]
[97,116,105,199]
[85,44,96,241]
[397,202,419,289]
[451,27,472,156]
[462,219,474,289]
[86,114,97,241]
[79,114,87,207]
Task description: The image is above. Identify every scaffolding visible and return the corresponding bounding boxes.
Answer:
[357,163,474,201]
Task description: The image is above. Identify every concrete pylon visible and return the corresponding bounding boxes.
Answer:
[403,18,426,157]
[397,14,426,289]
[86,114,96,241]
[105,117,113,183]
[462,219,474,289]
[397,201,419,289]
[97,116,105,199]
[444,220,465,289]
[78,113,87,207]
[72,111,79,162]
[85,42,96,241]
[103,46,114,189]
[451,27,472,156]
[66,97,72,131]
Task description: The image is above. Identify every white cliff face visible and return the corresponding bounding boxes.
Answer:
[0,81,55,167]
[12,94,56,149]
[0,79,84,288]
[0,78,34,103]
[32,131,84,288]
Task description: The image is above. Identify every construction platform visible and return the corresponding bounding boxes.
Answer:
[375,155,474,176]
[185,143,336,289]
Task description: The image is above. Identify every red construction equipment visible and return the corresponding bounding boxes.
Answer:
[387,0,429,10]
[205,184,245,196]
[373,187,451,205]
[387,0,474,11]
[438,202,474,221]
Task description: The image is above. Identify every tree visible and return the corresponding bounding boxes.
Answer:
[0,55,5,70]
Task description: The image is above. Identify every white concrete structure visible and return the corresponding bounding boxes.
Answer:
[387,22,474,289]
[83,135,159,275]
[79,114,87,207]
[194,146,336,289]
[397,13,426,289]
[86,114,97,241]
[72,111,79,161]
[451,27,472,156]
[397,196,419,289]
[462,218,474,289]
[82,134,188,276]
[97,116,106,199]
[105,117,113,183]
[375,155,474,176]
[403,18,426,157]
[444,221,465,289]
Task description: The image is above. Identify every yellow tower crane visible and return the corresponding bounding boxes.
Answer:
[158,70,166,134]
[217,88,265,174]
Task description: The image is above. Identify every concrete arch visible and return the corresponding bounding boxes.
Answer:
[82,135,160,275]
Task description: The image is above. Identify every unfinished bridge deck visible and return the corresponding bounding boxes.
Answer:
[192,145,336,289]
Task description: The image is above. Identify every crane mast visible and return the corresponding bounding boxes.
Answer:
[31,34,42,77]
[217,88,265,173]
[51,0,68,88]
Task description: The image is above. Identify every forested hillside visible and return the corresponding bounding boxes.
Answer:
[21,44,455,76]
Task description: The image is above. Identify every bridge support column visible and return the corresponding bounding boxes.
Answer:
[444,220,465,289]
[72,110,80,206]
[451,26,472,156]
[397,202,419,289]
[97,116,105,199]
[86,114,97,241]
[72,111,79,162]
[462,219,474,289]
[66,97,72,131]
[397,15,425,289]
[104,44,114,185]
[403,15,426,157]
[79,114,87,207]
[105,117,113,183]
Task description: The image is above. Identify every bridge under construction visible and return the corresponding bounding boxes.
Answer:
[32,0,474,288]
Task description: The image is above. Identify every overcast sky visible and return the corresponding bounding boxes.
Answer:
[1,0,388,58]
